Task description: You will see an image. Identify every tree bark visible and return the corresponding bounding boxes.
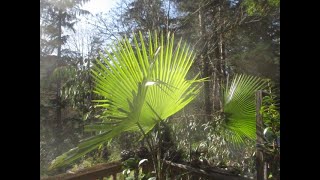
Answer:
[212,4,226,112]
[56,9,63,146]
[199,2,213,122]
[256,90,266,180]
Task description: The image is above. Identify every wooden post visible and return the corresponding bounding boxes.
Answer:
[112,173,117,180]
[256,90,266,180]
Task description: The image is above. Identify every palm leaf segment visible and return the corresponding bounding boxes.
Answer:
[222,74,268,145]
[49,31,206,169]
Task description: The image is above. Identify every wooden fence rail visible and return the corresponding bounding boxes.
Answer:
[164,160,251,180]
[41,161,122,180]
[41,160,251,180]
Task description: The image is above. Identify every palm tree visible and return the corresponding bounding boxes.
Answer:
[49,31,206,169]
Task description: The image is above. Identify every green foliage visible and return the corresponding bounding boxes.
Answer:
[122,158,153,180]
[123,158,139,170]
[268,0,280,6]
[242,0,280,16]
[261,83,280,136]
[40,0,91,55]
[41,0,280,177]
[222,74,268,145]
[122,0,167,32]
[260,82,280,179]
[49,31,206,169]
[40,0,93,174]
[229,43,279,81]
[169,74,267,178]
[50,65,77,83]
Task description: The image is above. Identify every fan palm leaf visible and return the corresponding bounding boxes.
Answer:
[222,74,268,147]
[49,31,206,169]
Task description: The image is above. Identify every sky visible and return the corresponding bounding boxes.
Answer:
[73,0,120,35]
[81,0,119,15]
[64,0,120,55]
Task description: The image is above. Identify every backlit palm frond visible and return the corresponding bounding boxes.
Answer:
[49,31,206,169]
[222,74,268,147]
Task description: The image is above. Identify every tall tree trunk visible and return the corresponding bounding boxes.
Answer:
[212,3,226,112]
[166,0,170,34]
[56,9,63,146]
[199,2,213,122]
